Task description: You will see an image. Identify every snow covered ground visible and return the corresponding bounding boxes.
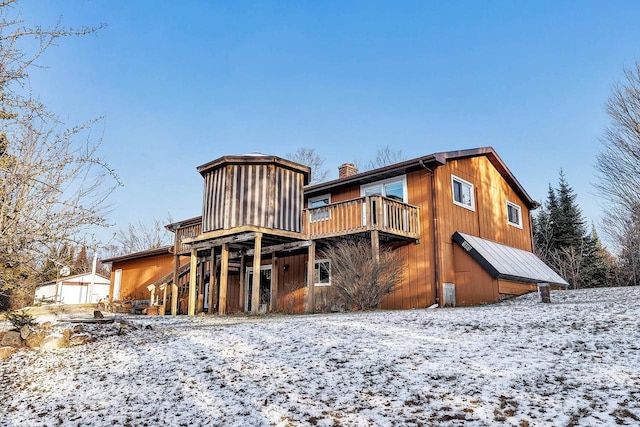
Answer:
[1,286,639,426]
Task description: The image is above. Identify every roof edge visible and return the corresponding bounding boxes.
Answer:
[100,246,173,264]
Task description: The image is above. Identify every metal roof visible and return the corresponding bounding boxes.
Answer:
[452,232,569,287]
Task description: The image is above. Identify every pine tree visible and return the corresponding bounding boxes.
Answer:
[533,172,611,288]
[74,245,90,274]
[555,170,585,248]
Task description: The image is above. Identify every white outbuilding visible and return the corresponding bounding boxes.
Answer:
[34,273,111,305]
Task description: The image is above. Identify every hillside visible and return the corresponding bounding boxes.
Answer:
[1,287,639,426]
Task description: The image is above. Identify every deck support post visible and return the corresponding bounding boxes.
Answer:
[219,243,229,315]
[197,256,205,313]
[371,230,380,264]
[251,232,263,315]
[188,248,197,316]
[207,247,216,314]
[239,254,246,312]
[271,253,278,312]
[171,252,179,316]
[306,241,316,313]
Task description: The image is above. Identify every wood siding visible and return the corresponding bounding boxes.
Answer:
[202,164,304,233]
[380,170,435,309]
[301,170,436,310]
[109,253,183,302]
[436,156,535,304]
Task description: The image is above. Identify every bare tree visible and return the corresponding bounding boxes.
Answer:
[0,1,118,308]
[321,238,404,310]
[115,216,174,254]
[363,145,406,171]
[595,63,640,245]
[286,147,329,184]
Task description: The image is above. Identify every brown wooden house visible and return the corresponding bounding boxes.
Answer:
[105,147,567,315]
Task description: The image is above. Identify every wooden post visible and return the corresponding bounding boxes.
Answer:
[271,253,278,312]
[188,248,197,316]
[251,232,263,315]
[171,283,178,315]
[197,256,205,313]
[207,247,216,314]
[239,254,246,312]
[219,242,229,315]
[161,283,168,315]
[171,253,179,316]
[306,241,316,313]
[371,230,380,264]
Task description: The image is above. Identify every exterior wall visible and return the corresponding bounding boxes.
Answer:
[109,253,183,301]
[34,275,110,304]
[34,284,57,301]
[302,168,437,310]
[435,156,534,304]
[452,244,499,305]
[202,164,304,233]
[381,170,435,309]
[497,280,537,296]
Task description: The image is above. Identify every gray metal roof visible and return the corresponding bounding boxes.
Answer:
[452,232,569,287]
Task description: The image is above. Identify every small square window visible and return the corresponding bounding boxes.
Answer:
[314,260,331,287]
[452,175,475,210]
[507,202,522,228]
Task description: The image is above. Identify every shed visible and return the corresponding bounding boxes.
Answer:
[34,272,110,305]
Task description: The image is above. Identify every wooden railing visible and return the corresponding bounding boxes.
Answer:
[303,196,420,240]
[174,222,202,255]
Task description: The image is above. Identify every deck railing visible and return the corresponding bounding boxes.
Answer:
[175,222,202,255]
[303,196,420,240]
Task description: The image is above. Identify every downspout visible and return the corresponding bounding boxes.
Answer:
[420,160,440,306]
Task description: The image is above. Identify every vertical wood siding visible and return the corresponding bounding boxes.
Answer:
[435,156,535,304]
[110,253,181,301]
[202,165,304,233]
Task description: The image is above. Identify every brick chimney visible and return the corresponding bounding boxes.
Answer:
[338,163,358,178]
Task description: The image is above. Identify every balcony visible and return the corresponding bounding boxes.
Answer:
[174,221,202,255]
[303,196,420,240]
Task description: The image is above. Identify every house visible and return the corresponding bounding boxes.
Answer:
[34,272,110,305]
[100,247,190,312]
[106,147,567,316]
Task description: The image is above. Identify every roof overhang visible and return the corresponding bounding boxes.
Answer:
[452,231,569,287]
[305,147,539,209]
[196,153,311,185]
[100,246,173,264]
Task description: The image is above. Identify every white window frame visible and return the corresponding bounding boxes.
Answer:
[308,194,331,222]
[360,175,408,202]
[314,259,331,287]
[451,174,475,211]
[506,201,523,229]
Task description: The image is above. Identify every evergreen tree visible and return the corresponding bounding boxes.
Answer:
[555,170,585,248]
[533,172,612,288]
[74,245,91,274]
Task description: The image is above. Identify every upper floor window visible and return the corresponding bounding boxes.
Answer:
[361,175,407,202]
[452,175,475,210]
[308,194,331,222]
[506,201,522,228]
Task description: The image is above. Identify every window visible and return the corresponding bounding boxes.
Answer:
[308,194,331,222]
[452,175,475,210]
[361,175,407,202]
[506,201,522,228]
[314,260,331,287]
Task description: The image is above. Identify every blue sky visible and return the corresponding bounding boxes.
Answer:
[22,0,640,249]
